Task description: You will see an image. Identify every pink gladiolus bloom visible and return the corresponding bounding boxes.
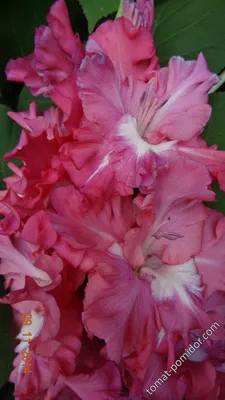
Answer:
[1,0,225,399]
[77,52,219,189]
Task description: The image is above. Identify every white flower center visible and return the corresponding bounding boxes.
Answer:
[140,256,203,307]
[118,115,176,157]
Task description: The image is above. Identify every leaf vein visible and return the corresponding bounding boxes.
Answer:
[156,7,217,48]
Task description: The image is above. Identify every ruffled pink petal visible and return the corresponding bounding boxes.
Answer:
[0,199,21,235]
[1,116,73,218]
[45,377,79,400]
[50,74,83,122]
[35,294,83,376]
[21,211,57,247]
[78,55,165,188]
[62,361,122,400]
[5,0,84,110]
[7,102,39,132]
[130,352,184,399]
[48,185,139,257]
[86,16,158,81]
[195,209,225,297]
[34,26,74,80]
[140,259,221,369]
[1,289,61,345]
[181,361,217,399]
[83,255,156,363]
[10,352,55,399]
[178,144,225,190]
[47,0,84,64]
[0,235,52,287]
[52,239,86,269]
[125,156,214,267]
[144,156,215,208]
[78,54,125,130]
[5,55,33,81]
[144,54,219,142]
[125,201,207,267]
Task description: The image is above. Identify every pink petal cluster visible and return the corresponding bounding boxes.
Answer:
[1,0,225,399]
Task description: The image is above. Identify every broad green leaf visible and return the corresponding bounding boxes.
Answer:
[0,382,15,400]
[154,0,225,72]
[18,87,54,112]
[203,93,225,214]
[0,279,13,386]
[0,383,14,400]
[78,0,119,32]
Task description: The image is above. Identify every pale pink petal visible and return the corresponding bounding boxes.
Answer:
[145,156,215,209]
[125,157,214,267]
[78,54,125,130]
[0,235,52,287]
[178,144,225,189]
[195,209,225,297]
[83,255,156,363]
[143,54,219,142]
[149,201,207,265]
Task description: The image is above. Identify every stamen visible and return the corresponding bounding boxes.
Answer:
[123,0,152,30]
[137,80,158,136]
[133,6,140,27]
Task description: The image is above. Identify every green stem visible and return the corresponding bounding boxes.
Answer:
[116,0,123,18]
[209,69,225,94]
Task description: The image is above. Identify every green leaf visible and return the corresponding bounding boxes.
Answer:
[205,183,225,214]
[0,280,13,386]
[0,382,14,400]
[0,104,23,189]
[202,93,225,149]
[0,383,14,400]
[0,105,14,187]
[203,93,225,214]
[78,0,119,32]
[18,87,54,112]
[154,0,225,72]
[0,303,13,386]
